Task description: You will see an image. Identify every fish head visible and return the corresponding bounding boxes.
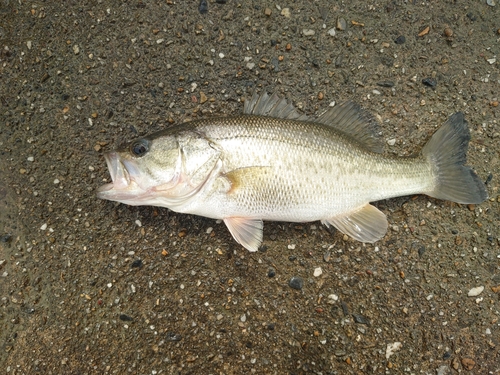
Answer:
[97,130,221,209]
[96,134,183,205]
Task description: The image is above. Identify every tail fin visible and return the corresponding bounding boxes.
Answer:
[422,112,487,204]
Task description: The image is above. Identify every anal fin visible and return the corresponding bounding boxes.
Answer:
[223,217,263,252]
[321,204,388,243]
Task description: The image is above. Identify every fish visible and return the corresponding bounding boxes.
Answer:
[97,92,488,252]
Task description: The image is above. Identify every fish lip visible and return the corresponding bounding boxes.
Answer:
[96,152,131,198]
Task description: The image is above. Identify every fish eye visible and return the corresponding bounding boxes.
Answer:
[130,139,149,157]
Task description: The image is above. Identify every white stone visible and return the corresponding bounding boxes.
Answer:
[281,8,291,18]
[385,342,402,359]
[467,286,484,297]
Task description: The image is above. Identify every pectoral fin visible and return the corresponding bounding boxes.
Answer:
[321,204,388,243]
[223,217,263,252]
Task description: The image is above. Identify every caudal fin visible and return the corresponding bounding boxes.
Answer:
[422,112,487,204]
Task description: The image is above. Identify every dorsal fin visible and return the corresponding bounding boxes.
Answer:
[316,102,384,153]
[244,91,309,121]
[244,92,383,153]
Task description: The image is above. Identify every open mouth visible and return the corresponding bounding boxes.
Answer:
[96,152,131,198]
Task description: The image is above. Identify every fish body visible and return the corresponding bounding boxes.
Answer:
[97,92,487,251]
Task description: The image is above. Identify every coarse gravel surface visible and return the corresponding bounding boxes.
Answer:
[1,1,499,374]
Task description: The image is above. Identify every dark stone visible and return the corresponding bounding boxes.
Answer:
[485,173,493,185]
[0,233,12,243]
[166,332,182,342]
[289,276,303,290]
[267,268,276,278]
[131,259,143,268]
[422,77,437,87]
[199,0,208,14]
[394,35,406,44]
[119,314,133,321]
[352,313,370,325]
[341,301,349,316]
[466,12,476,22]
[377,81,395,87]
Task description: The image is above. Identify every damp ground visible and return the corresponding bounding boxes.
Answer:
[1,1,499,374]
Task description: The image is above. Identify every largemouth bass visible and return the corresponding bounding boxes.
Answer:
[97,92,487,251]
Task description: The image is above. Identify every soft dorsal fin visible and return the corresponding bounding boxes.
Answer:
[316,102,384,153]
[321,203,388,243]
[244,91,309,121]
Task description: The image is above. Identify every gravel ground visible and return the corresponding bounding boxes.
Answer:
[1,1,499,374]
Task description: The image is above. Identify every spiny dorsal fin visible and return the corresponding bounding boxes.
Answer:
[245,92,383,153]
[316,102,384,153]
[244,92,309,121]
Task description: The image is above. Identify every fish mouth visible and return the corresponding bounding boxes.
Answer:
[96,152,135,200]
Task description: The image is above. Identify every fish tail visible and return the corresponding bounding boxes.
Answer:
[422,112,487,204]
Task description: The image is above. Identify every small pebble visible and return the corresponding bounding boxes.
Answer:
[327,28,336,37]
[165,332,182,342]
[327,294,338,304]
[422,77,437,87]
[289,276,303,290]
[352,313,370,325]
[280,8,291,18]
[443,27,453,37]
[461,358,475,370]
[303,29,315,36]
[467,286,484,296]
[385,342,402,359]
[198,0,208,14]
[336,17,347,30]
[486,0,495,6]
[418,26,430,37]
[394,35,405,44]
[267,268,276,278]
[131,259,143,268]
[313,267,322,277]
[387,138,396,146]
[119,314,133,321]
[377,81,395,87]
